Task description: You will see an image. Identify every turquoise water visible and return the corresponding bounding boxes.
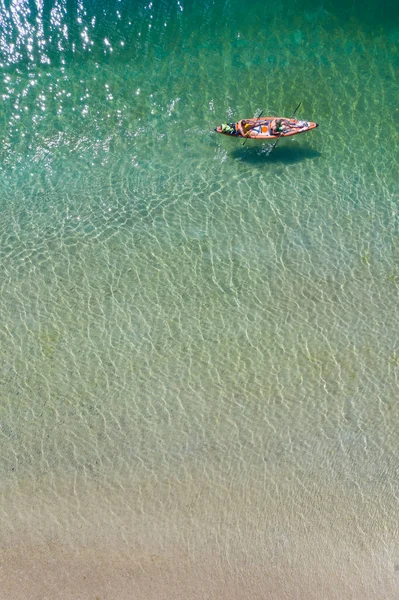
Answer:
[1,1,399,597]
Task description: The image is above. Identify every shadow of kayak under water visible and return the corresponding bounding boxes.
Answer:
[230,144,321,165]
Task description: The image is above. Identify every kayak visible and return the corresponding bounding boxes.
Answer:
[215,117,318,139]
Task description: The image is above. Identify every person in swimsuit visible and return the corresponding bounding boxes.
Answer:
[269,118,297,135]
[237,119,253,136]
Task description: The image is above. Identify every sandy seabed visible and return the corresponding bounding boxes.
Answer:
[1,471,398,600]
[2,535,398,600]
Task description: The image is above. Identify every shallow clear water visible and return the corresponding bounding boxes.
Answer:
[0,0,399,597]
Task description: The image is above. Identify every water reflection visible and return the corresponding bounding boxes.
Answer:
[0,0,171,66]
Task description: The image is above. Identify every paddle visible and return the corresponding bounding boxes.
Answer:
[242,109,264,145]
[266,101,302,155]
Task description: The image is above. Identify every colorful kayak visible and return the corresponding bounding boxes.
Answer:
[215,117,318,139]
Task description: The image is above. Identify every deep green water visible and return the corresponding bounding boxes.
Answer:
[0,0,399,596]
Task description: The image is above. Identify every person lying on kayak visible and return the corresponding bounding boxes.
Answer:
[237,119,253,136]
[269,118,297,135]
[239,118,298,136]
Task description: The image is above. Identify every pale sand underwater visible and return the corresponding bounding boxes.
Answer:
[1,469,399,599]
